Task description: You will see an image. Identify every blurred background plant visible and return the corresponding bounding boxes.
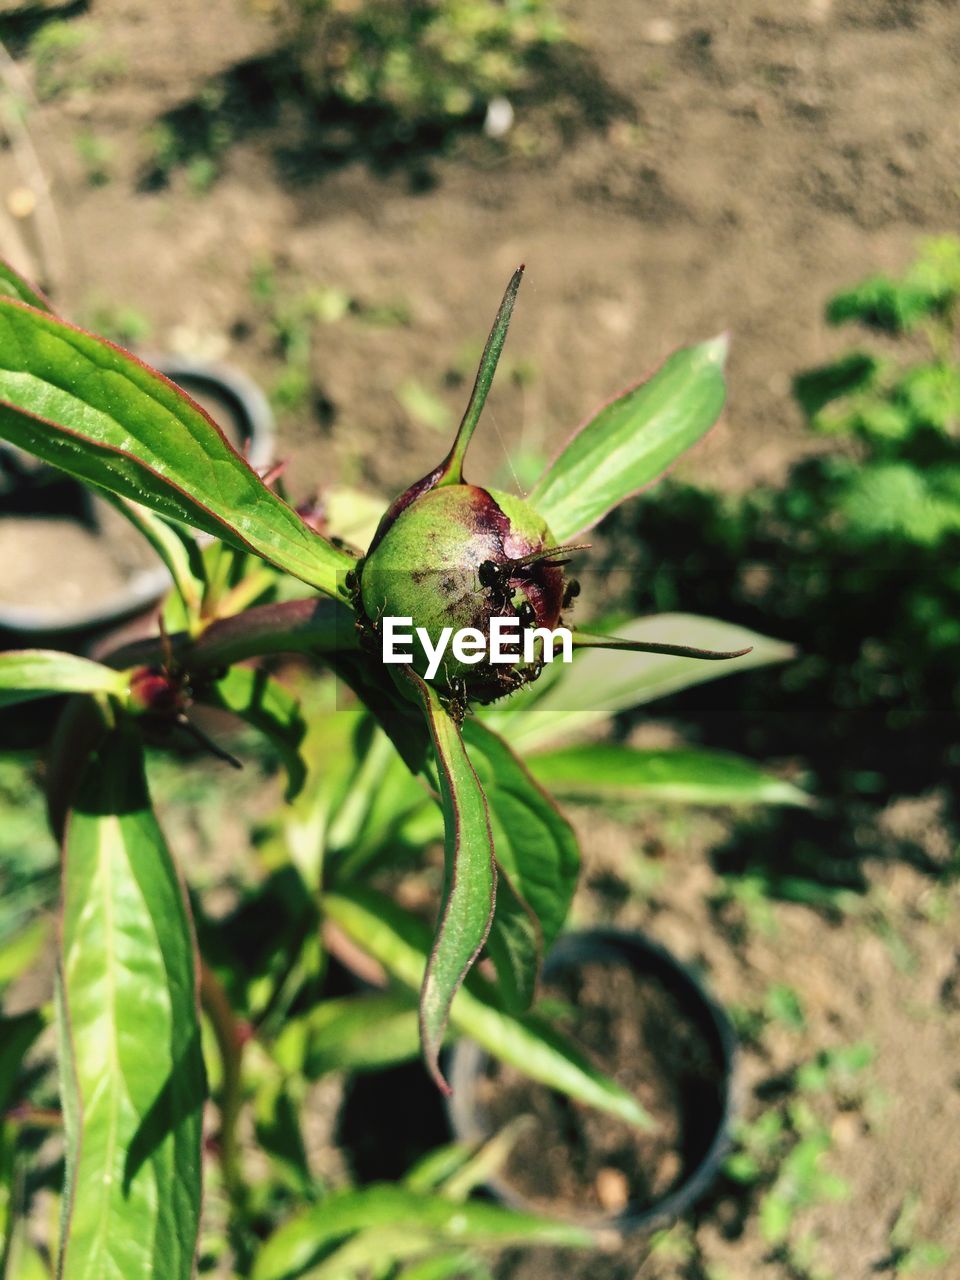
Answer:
[286,0,566,129]
[603,237,960,900]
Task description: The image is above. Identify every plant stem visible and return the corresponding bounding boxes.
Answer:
[103,596,357,673]
[199,961,246,1208]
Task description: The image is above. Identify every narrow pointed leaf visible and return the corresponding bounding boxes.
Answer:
[571,629,751,660]
[460,720,579,1010]
[100,493,206,620]
[397,1252,491,1280]
[461,720,579,952]
[405,672,496,1093]
[274,991,423,1077]
[0,650,128,709]
[528,745,811,807]
[0,298,354,594]
[438,266,524,486]
[530,336,728,540]
[484,614,794,752]
[57,728,205,1280]
[482,869,541,1014]
[199,666,307,800]
[252,1184,594,1280]
[323,888,653,1129]
[0,259,55,312]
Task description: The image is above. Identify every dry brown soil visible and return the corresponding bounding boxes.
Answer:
[2,1,959,1276]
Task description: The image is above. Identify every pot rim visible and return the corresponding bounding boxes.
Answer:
[0,355,275,636]
[445,925,737,1234]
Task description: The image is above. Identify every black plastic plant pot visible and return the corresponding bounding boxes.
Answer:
[445,928,736,1233]
[0,356,274,641]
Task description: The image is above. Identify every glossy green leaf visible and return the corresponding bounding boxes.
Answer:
[529,745,811,808]
[405,672,496,1093]
[461,720,579,1011]
[57,728,205,1280]
[200,666,307,800]
[274,990,423,1077]
[438,266,524,486]
[252,1184,593,1280]
[462,720,579,952]
[484,614,794,753]
[0,298,354,595]
[482,870,541,1015]
[323,888,652,1129]
[0,650,128,710]
[100,493,206,622]
[0,259,55,312]
[530,336,728,540]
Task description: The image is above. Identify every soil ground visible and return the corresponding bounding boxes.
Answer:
[2,1,959,1277]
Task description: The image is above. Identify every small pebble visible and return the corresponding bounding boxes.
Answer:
[641,18,677,46]
[595,1166,630,1212]
[484,96,514,139]
[7,187,36,219]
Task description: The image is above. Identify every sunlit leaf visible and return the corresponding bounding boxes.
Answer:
[461,720,579,1010]
[252,1184,593,1280]
[530,337,727,540]
[0,298,354,594]
[529,744,811,808]
[484,614,793,752]
[100,493,206,622]
[0,650,128,710]
[57,728,204,1280]
[405,673,496,1093]
[0,259,55,312]
[274,991,423,1077]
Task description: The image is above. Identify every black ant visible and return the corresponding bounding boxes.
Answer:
[440,675,470,724]
[478,542,588,612]
[562,578,580,610]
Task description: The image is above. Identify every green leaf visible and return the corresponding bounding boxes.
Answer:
[529,336,728,540]
[100,493,206,622]
[405,672,496,1094]
[484,614,793,753]
[528,745,810,808]
[461,720,579,949]
[0,259,55,312]
[792,352,879,420]
[252,1184,594,1280]
[323,888,653,1129]
[438,266,524,486]
[396,1250,491,1280]
[199,666,307,801]
[274,991,423,1077]
[57,728,205,1280]
[0,650,129,709]
[0,298,354,595]
[460,720,580,1010]
[481,870,541,1015]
